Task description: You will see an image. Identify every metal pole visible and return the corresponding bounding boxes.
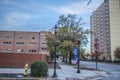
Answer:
[95,38,99,70]
[52,28,57,78]
[52,45,57,77]
[77,41,80,73]
[96,50,98,70]
[66,51,67,63]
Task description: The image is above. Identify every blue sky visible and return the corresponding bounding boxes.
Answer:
[0,0,104,52]
[0,0,104,31]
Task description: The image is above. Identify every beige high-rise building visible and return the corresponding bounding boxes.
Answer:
[90,0,120,60]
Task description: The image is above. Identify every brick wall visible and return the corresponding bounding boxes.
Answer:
[0,31,48,54]
[0,53,48,68]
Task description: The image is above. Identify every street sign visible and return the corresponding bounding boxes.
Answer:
[94,42,99,49]
[74,47,78,60]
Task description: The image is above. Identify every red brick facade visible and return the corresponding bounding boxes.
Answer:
[0,30,49,67]
[0,53,48,68]
[0,31,48,54]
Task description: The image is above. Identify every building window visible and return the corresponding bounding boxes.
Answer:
[32,37,35,39]
[3,49,11,52]
[107,34,109,37]
[6,36,9,38]
[105,2,108,5]
[106,21,108,25]
[107,37,109,41]
[3,42,11,44]
[106,18,108,21]
[16,42,24,44]
[17,49,23,52]
[106,29,109,32]
[106,6,108,9]
[29,49,36,52]
[106,10,108,14]
[106,25,109,28]
[42,47,47,50]
[106,13,108,17]
[29,42,37,44]
[101,22,103,25]
[20,36,22,39]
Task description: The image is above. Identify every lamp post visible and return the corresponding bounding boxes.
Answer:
[75,39,81,73]
[94,38,99,70]
[52,25,58,78]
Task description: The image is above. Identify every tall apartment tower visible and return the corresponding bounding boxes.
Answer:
[90,0,120,60]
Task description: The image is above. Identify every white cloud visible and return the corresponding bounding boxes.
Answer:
[0,12,32,31]
[5,12,31,24]
[50,0,104,15]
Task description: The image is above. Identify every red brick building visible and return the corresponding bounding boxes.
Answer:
[0,30,49,67]
[0,30,48,54]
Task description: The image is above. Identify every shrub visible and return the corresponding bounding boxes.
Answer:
[113,60,120,64]
[114,47,120,59]
[30,60,48,77]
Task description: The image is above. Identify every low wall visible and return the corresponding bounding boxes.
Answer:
[0,53,48,68]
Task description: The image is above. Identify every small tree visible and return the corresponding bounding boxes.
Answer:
[114,47,120,60]
[31,60,48,77]
[91,51,102,60]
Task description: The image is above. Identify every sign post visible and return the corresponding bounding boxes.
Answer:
[94,38,99,70]
[75,39,81,73]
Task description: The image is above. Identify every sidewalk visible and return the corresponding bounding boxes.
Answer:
[49,60,109,80]
[0,60,109,80]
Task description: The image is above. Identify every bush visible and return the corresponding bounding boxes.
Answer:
[30,60,48,77]
[113,60,120,64]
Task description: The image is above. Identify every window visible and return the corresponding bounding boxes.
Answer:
[32,37,35,39]
[6,36,9,38]
[101,22,103,25]
[106,29,109,32]
[107,37,109,41]
[100,7,102,11]
[17,49,23,52]
[107,33,109,37]
[106,21,108,25]
[106,18,108,21]
[16,42,24,44]
[42,47,44,50]
[42,43,46,44]
[20,36,22,39]
[3,42,11,44]
[42,47,47,50]
[106,14,108,17]
[106,6,108,9]
[106,10,108,14]
[3,49,11,52]
[102,39,103,42]
[29,49,36,52]
[105,2,108,5]
[29,42,37,44]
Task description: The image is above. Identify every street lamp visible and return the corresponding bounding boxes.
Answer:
[52,24,58,78]
[94,38,99,70]
[75,39,81,73]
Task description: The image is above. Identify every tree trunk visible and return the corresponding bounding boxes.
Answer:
[62,56,65,62]
[66,53,67,63]
[68,53,72,64]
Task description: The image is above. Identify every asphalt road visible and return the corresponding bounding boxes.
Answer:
[80,61,120,80]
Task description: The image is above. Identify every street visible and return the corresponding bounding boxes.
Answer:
[80,61,120,80]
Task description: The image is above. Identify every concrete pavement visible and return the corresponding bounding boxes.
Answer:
[48,60,109,80]
[80,61,120,80]
[0,60,110,80]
